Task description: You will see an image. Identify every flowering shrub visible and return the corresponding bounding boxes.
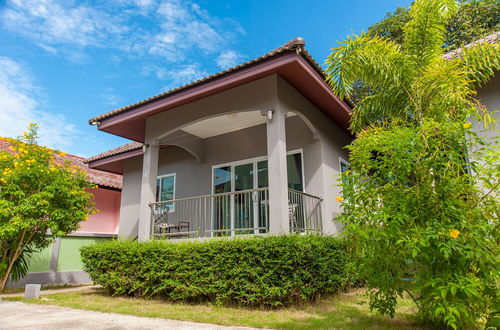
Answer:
[339,121,498,328]
[0,124,95,290]
[326,0,499,327]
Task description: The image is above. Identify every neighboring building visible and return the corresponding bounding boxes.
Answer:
[86,38,353,241]
[444,31,500,143]
[0,139,122,288]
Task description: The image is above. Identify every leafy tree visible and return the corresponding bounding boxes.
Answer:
[368,0,500,50]
[368,6,410,45]
[0,124,95,290]
[325,0,499,328]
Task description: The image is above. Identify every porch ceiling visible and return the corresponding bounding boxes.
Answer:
[180,111,296,139]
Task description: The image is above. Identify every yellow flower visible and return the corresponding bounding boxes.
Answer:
[59,152,67,157]
[336,196,344,203]
[463,122,472,129]
[450,229,460,239]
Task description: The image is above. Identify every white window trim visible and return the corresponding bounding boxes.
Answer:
[339,157,350,173]
[156,173,176,202]
[211,149,305,194]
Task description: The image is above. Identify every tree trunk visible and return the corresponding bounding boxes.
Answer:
[0,229,26,291]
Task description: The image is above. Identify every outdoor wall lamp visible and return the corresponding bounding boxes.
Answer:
[142,144,149,153]
[266,110,274,120]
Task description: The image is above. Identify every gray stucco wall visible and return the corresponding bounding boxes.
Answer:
[118,74,353,238]
[475,73,499,142]
[119,157,142,238]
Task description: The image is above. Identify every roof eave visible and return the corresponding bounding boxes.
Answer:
[94,52,351,142]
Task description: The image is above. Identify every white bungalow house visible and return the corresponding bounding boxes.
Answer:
[86,38,353,241]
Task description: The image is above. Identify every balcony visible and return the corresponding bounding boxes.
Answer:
[149,188,323,240]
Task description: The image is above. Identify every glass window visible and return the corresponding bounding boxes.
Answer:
[339,158,350,188]
[255,153,303,191]
[156,174,175,202]
[257,160,268,188]
[287,153,303,191]
[234,163,253,191]
[340,160,349,173]
[214,166,232,194]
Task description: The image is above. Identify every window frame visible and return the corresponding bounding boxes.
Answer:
[156,173,176,212]
[339,157,350,174]
[211,149,305,194]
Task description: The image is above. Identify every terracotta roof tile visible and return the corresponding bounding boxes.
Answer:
[0,139,122,189]
[84,141,143,163]
[89,37,323,124]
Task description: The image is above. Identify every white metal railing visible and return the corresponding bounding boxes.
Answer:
[149,188,322,240]
[288,189,323,233]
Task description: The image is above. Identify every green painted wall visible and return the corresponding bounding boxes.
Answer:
[26,244,52,273]
[57,237,111,271]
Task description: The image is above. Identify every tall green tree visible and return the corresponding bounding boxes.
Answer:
[0,124,95,290]
[369,0,500,50]
[325,0,499,328]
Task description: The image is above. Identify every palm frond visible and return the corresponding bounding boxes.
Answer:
[417,58,474,120]
[456,42,500,88]
[350,89,409,133]
[325,34,409,100]
[403,0,458,69]
[9,244,33,282]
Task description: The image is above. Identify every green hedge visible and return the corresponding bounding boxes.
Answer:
[80,235,353,307]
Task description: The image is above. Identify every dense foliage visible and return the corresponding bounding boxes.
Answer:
[348,0,500,105]
[81,235,355,307]
[368,0,500,50]
[326,0,499,328]
[0,124,95,290]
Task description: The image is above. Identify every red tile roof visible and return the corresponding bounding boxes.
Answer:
[0,139,122,190]
[84,141,143,163]
[89,37,324,124]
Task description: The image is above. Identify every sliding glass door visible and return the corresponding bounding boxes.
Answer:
[212,151,303,235]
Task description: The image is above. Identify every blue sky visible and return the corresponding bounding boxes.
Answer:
[0,0,411,158]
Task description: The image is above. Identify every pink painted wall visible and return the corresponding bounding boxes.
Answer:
[77,188,121,234]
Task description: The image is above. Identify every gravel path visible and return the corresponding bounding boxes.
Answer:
[0,300,256,330]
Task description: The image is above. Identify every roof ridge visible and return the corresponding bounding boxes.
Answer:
[88,37,315,124]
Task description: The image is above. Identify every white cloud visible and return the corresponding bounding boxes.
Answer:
[1,0,244,64]
[216,50,241,69]
[101,88,121,107]
[141,64,208,91]
[0,56,77,150]
[1,0,126,52]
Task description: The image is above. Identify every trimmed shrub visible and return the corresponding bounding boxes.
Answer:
[80,235,353,307]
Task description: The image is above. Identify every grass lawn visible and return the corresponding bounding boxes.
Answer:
[3,288,429,329]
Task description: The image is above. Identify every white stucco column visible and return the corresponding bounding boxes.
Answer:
[266,108,289,234]
[138,141,159,241]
